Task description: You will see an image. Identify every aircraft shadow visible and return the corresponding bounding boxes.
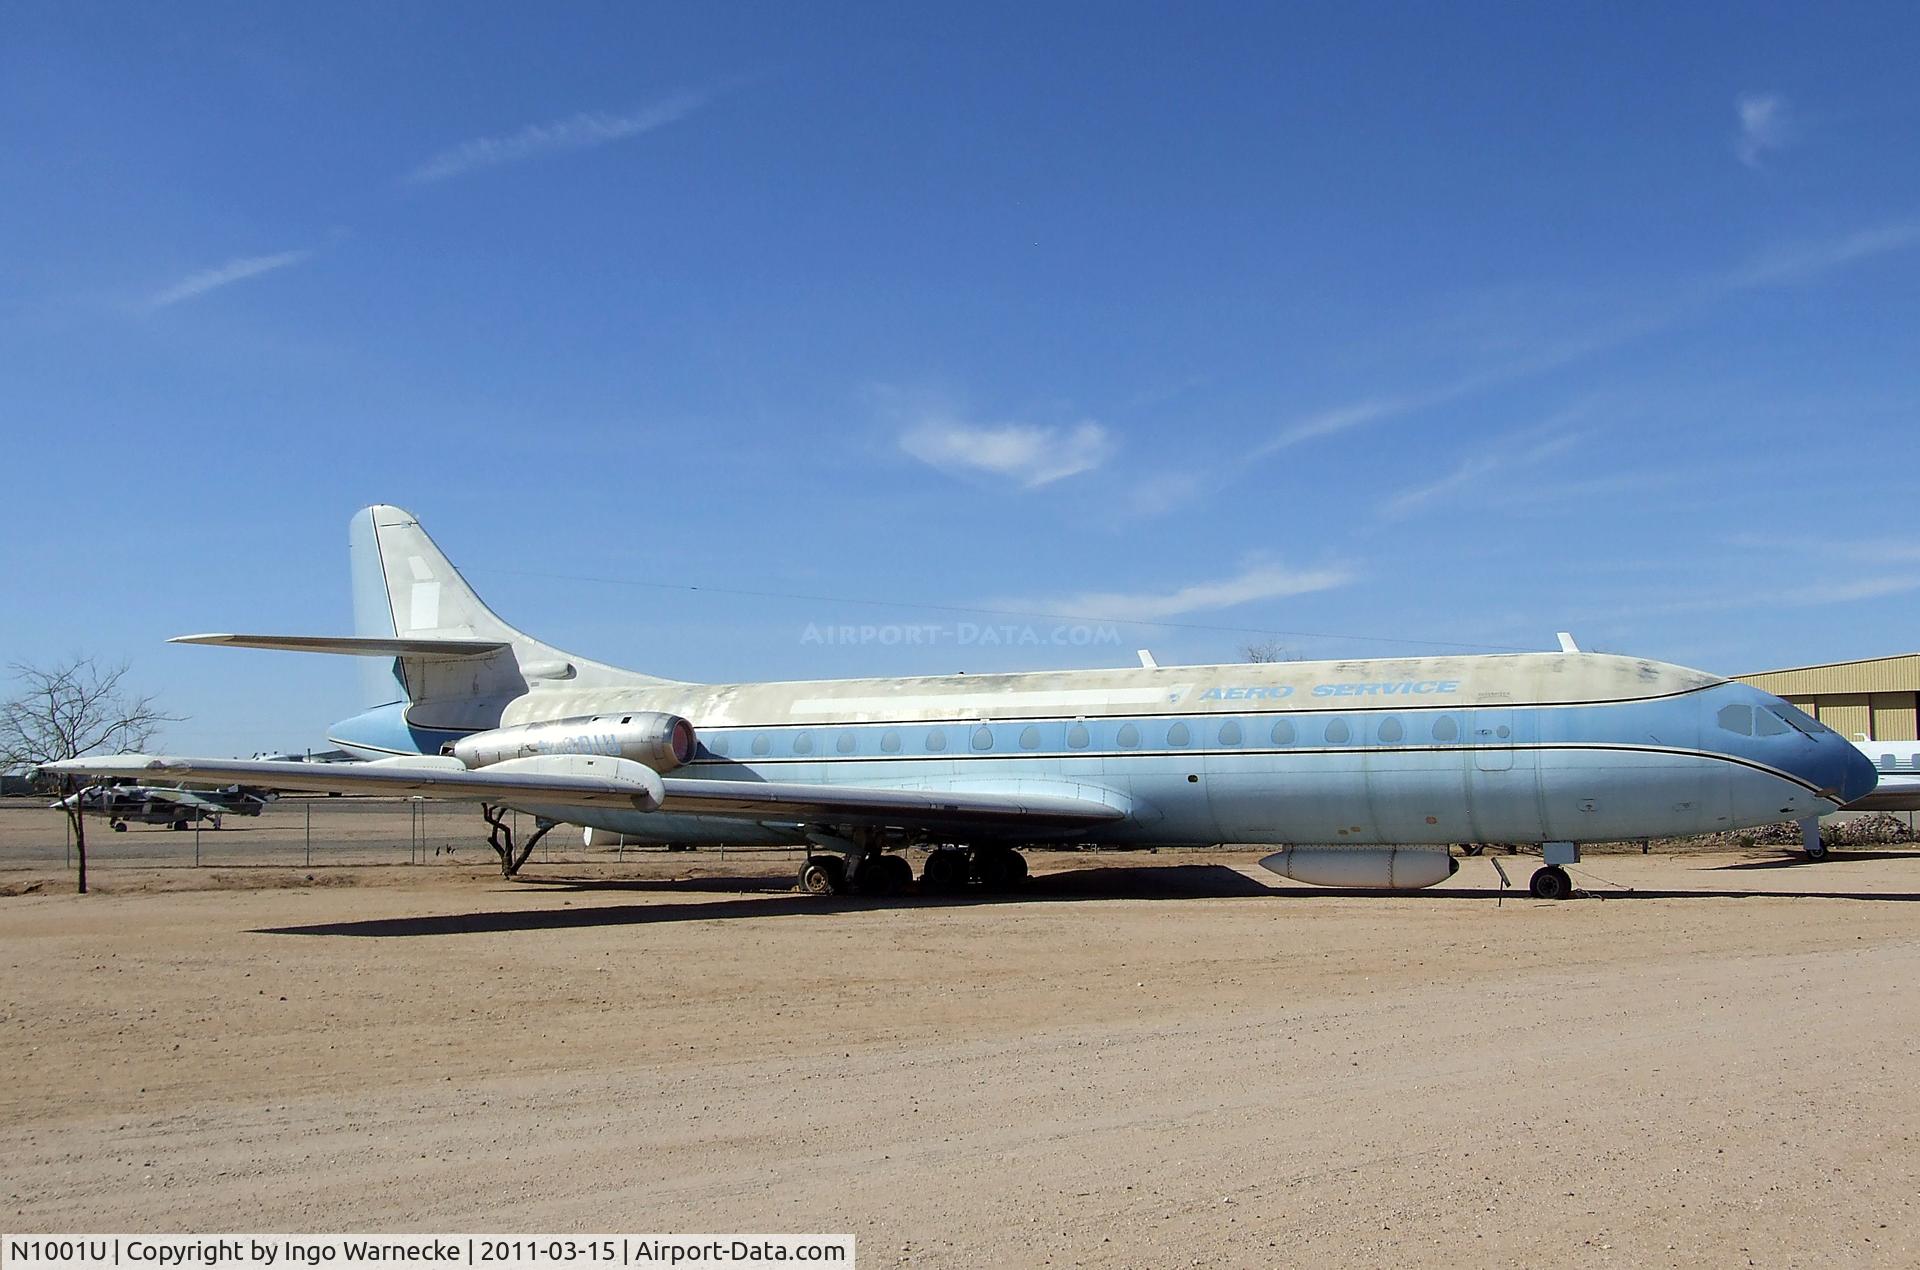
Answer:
[251,861,1920,937]
[1710,849,1920,871]
[253,864,1273,936]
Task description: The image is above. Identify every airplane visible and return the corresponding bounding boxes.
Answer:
[1843,738,1920,813]
[53,782,273,831]
[46,504,1878,900]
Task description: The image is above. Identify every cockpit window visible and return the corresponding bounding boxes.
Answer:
[1716,704,1754,736]
[1753,710,1789,738]
[1769,704,1820,736]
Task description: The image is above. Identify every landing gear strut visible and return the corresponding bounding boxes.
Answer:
[1800,816,1829,861]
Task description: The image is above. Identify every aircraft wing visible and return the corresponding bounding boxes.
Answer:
[42,755,1130,833]
[142,788,225,810]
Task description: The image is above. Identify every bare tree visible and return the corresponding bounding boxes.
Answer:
[481,803,556,878]
[0,658,177,893]
[1241,639,1298,664]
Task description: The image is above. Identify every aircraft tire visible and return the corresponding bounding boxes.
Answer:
[1529,865,1573,901]
[1804,841,1829,861]
[976,846,1026,891]
[798,855,846,896]
[920,848,969,892]
[862,854,913,896]
[111,821,127,832]
[171,820,188,831]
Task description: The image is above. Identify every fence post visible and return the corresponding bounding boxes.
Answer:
[304,798,311,867]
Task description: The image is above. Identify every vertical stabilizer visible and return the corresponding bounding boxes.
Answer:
[346,505,672,723]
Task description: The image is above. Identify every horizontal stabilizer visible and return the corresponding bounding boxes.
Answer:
[171,633,510,658]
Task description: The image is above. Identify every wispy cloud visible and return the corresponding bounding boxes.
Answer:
[1253,394,1422,457]
[1245,218,1920,464]
[1380,422,1588,521]
[901,417,1115,488]
[1002,559,1354,623]
[144,249,313,310]
[1724,531,1920,566]
[1727,222,1920,287]
[1250,331,1626,461]
[404,91,710,184]
[1614,573,1920,619]
[1735,93,1792,168]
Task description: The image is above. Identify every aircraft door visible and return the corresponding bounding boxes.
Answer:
[1473,709,1515,771]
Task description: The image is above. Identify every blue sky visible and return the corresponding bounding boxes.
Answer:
[3,2,1917,755]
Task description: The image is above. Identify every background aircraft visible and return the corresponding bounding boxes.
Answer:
[49,506,1877,900]
[1846,739,1920,811]
[53,782,273,831]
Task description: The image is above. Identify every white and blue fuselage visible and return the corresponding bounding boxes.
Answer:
[332,651,1877,850]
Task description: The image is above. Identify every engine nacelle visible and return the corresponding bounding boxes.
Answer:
[1259,846,1458,890]
[450,712,697,773]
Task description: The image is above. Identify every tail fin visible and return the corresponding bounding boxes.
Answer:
[347,505,673,723]
[350,504,544,650]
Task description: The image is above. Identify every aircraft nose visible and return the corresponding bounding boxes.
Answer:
[1836,741,1879,807]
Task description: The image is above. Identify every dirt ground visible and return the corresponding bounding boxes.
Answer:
[4,801,1919,1266]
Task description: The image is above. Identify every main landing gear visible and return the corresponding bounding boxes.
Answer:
[797,852,915,897]
[796,839,1029,898]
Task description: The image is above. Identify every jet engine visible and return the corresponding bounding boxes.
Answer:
[450,712,697,773]
[1258,846,1458,890]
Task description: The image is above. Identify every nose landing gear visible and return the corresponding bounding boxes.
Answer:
[1799,816,1829,861]
[1527,842,1582,900]
[1529,865,1573,901]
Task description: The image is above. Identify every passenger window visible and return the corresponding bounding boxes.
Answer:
[972,726,994,751]
[1167,722,1191,747]
[1325,718,1351,745]
[1753,711,1789,738]
[1117,723,1141,748]
[1218,720,1243,746]
[926,730,948,752]
[751,735,771,756]
[792,732,814,754]
[1067,723,1090,749]
[836,731,857,754]
[880,730,902,753]
[1717,704,1754,736]
[1378,717,1403,743]
[1883,754,1897,770]
[1019,725,1042,750]
[1271,719,1295,745]
[709,736,729,756]
[1432,715,1458,743]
